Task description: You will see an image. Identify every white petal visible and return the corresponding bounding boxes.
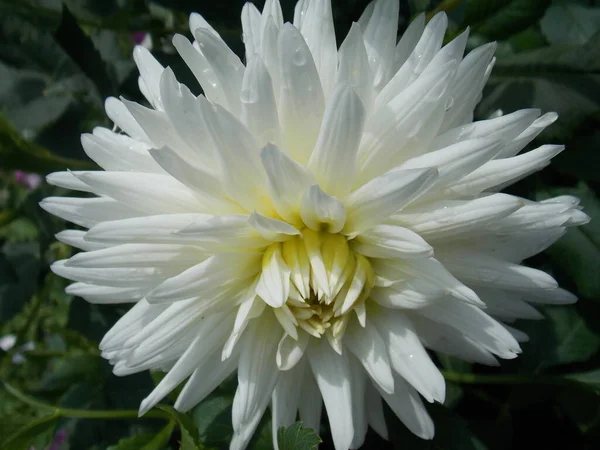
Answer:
[432,109,540,152]
[260,16,281,102]
[365,381,388,439]
[74,172,207,214]
[249,212,301,242]
[172,34,227,107]
[352,224,433,259]
[193,28,244,116]
[66,283,144,304]
[242,2,261,57]
[410,313,499,366]
[241,55,281,147]
[374,310,445,403]
[261,0,284,29]
[293,0,310,29]
[377,12,447,107]
[418,300,521,359]
[104,97,149,142]
[222,278,264,360]
[527,287,577,305]
[133,45,164,109]
[302,228,330,298]
[272,362,305,450]
[276,330,309,370]
[308,84,366,198]
[393,13,425,71]
[46,171,94,193]
[399,137,502,189]
[436,250,558,291]
[474,287,543,321]
[261,143,314,224]
[372,257,482,306]
[362,0,400,91]
[496,112,558,158]
[344,318,394,394]
[298,364,322,431]
[65,243,203,269]
[344,168,438,235]
[300,185,347,234]
[199,99,272,214]
[440,43,496,132]
[147,253,261,303]
[40,197,136,228]
[299,0,337,95]
[392,194,522,242]
[349,356,368,449]
[138,313,235,415]
[189,12,222,39]
[277,23,325,165]
[256,243,291,308]
[336,23,374,110]
[282,237,311,299]
[444,145,564,196]
[121,99,189,151]
[174,348,240,412]
[85,214,209,245]
[231,313,280,450]
[176,214,269,250]
[377,373,434,440]
[358,61,456,184]
[158,68,217,167]
[273,304,299,340]
[308,339,354,450]
[81,129,161,173]
[148,147,237,215]
[51,260,177,288]
[55,230,107,251]
[370,280,443,310]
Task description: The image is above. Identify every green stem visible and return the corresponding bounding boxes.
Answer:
[3,382,169,420]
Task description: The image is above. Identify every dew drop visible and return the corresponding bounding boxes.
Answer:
[292,47,307,66]
[240,87,258,104]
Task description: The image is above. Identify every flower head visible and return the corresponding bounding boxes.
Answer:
[42,0,589,449]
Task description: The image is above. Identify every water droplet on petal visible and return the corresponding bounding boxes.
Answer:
[292,47,307,66]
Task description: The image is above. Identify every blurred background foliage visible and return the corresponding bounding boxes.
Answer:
[0,0,599,449]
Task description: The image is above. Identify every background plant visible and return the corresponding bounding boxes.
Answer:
[0,0,599,449]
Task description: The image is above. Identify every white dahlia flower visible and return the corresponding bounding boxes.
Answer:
[42,0,589,448]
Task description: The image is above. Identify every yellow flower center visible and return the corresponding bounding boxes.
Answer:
[263,228,375,351]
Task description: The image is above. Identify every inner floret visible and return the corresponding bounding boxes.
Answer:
[259,228,375,353]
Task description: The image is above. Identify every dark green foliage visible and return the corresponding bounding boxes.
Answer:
[0,0,599,449]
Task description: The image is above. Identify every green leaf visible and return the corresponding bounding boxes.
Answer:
[519,306,600,370]
[409,0,431,14]
[0,115,96,173]
[155,405,203,450]
[0,241,40,322]
[556,383,600,433]
[465,0,551,40]
[276,422,321,450]
[192,394,234,448]
[0,412,60,450]
[39,353,102,391]
[540,184,600,299]
[566,369,600,392]
[107,421,176,450]
[480,33,600,140]
[387,404,487,450]
[540,2,600,45]
[53,5,116,99]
